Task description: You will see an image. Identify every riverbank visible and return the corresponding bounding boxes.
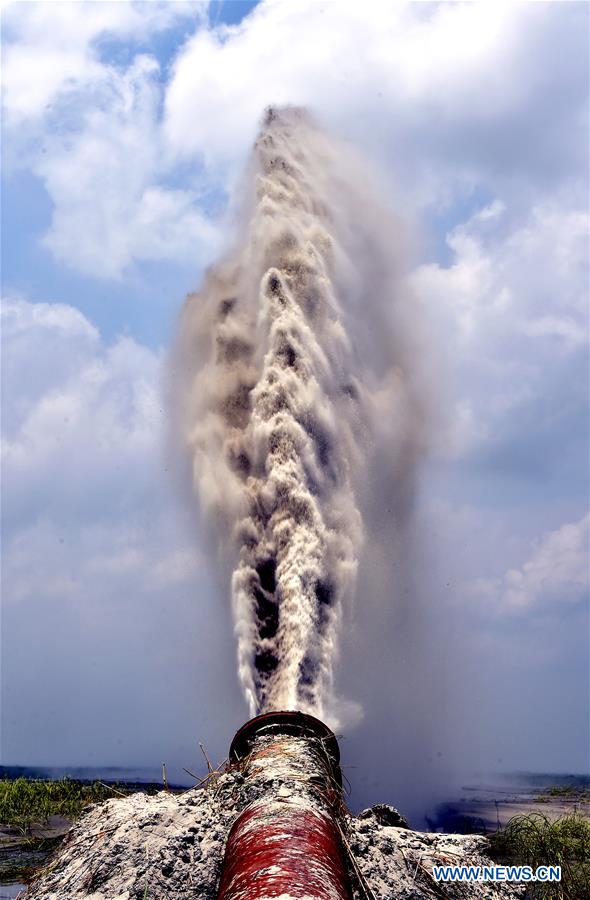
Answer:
[430,773,590,833]
[24,770,525,900]
[0,776,170,894]
[3,772,588,897]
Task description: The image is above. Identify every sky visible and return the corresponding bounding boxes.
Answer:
[1,0,588,821]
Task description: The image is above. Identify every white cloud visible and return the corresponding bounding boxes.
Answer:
[1,293,98,340]
[2,0,203,123]
[1,295,100,434]
[2,311,160,481]
[0,294,249,768]
[33,53,221,278]
[3,1,587,276]
[164,1,515,162]
[466,514,589,615]
[414,200,588,347]
[3,2,217,278]
[0,295,198,591]
[164,0,587,206]
[522,315,587,347]
[411,198,588,464]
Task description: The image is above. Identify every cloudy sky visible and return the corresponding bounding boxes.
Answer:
[1,0,588,819]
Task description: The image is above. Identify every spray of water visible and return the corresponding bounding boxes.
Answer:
[174,107,433,723]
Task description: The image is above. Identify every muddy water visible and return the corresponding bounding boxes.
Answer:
[430,773,590,833]
[0,884,24,899]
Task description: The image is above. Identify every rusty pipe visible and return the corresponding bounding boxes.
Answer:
[217,711,352,900]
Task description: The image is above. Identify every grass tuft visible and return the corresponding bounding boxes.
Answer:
[545,784,589,800]
[488,811,590,899]
[0,777,132,835]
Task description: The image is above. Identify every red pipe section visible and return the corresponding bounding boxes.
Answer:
[216,711,352,900]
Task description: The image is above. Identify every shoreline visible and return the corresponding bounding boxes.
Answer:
[2,773,588,896]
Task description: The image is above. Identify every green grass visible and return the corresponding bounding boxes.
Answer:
[0,777,132,836]
[545,784,589,800]
[0,777,173,884]
[489,811,590,899]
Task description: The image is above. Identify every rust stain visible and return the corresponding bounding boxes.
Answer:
[217,804,351,900]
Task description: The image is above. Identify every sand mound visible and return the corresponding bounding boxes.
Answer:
[26,768,523,900]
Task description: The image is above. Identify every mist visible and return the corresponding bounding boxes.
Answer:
[169,107,452,818]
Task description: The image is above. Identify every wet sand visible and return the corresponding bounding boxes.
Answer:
[430,775,590,833]
[0,816,72,897]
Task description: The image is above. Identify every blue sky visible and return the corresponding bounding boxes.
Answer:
[1,1,588,818]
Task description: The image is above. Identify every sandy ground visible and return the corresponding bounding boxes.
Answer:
[7,773,587,898]
[22,769,525,900]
